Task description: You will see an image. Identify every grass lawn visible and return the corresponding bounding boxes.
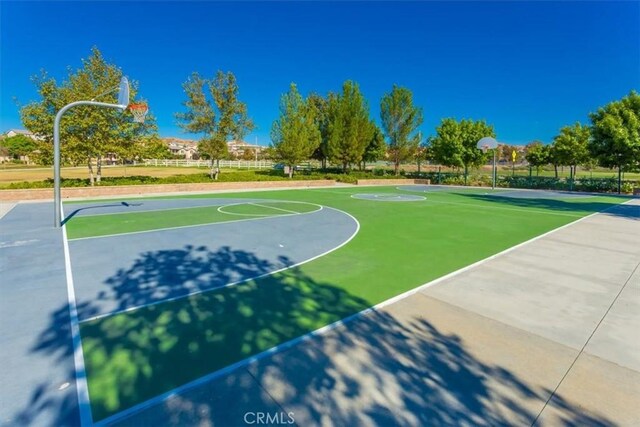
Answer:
[0,165,212,183]
[66,186,627,421]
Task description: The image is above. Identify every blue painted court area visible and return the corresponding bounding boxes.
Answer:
[67,199,358,321]
[0,202,79,426]
[0,197,357,425]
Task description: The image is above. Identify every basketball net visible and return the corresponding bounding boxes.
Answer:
[128,103,148,123]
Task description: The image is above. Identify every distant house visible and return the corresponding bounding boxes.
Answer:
[162,137,199,159]
[227,140,264,159]
[3,129,38,140]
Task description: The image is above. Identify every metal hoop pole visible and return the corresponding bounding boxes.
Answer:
[492,150,496,190]
[54,100,126,227]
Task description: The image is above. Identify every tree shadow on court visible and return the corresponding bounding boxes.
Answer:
[62,202,143,225]
[92,244,289,317]
[20,245,616,426]
[459,193,638,220]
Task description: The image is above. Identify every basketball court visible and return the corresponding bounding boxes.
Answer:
[0,185,638,425]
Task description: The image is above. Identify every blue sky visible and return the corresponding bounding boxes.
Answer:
[1,1,638,146]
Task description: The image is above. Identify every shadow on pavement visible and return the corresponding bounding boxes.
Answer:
[459,193,638,220]
[15,245,616,426]
[238,310,614,427]
[62,202,142,225]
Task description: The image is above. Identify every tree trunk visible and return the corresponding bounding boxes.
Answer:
[417,159,421,174]
[394,158,400,176]
[209,159,214,180]
[288,166,293,178]
[554,165,558,178]
[87,157,95,186]
[96,156,102,183]
[464,164,468,185]
[618,165,622,194]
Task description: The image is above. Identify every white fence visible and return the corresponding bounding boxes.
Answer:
[143,159,275,169]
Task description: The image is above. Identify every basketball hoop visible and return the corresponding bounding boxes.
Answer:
[481,144,490,153]
[128,103,148,123]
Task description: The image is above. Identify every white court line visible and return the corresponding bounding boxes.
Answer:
[0,202,17,220]
[217,203,281,217]
[68,202,323,242]
[61,205,94,426]
[66,201,242,219]
[249,202,302,215]
[93,198,634,427]
[78,203,341,324]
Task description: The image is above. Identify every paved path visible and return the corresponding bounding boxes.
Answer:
[113,200,640,426]
[0,202,79,426]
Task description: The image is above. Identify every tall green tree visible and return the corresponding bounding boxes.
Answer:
[429,118,464,170]
[176,71,254,179]
[361,123,386,170]
[307,93,330,169]
[459,119,494,183]
[525,141,550,176]
[430,118,494,183]
[547,143,562,178]
[380,85,423,175]
[589,90,640,192]
[270,83,321,178]
[326,81,373,172]
[19,47,156,182]
[552,122,591,180]
[132,135,171,160]
[1,134,37,160]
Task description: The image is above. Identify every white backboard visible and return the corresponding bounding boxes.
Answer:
[477,137,498,150]
[117,77,130,109]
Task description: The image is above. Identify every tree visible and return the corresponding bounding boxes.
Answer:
[19,47,156,183]
[380,85,423,175]
[270,83,321,178]
[499,144,520,165]
[326,81,373,172]
[361,123,386,170]
[133,135,171,160]
[459,119,494,183]
[1,134,37,160]
[176,71,254,179]
[430,118,494,183]
[414,144,429,174]
[552,122,591,180]
[525,141,550,176]
[429,118,464,170]
[242,148,256,161]
[589,91,640,193]
[307,93,330,169]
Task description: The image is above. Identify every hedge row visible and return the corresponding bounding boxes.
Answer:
[409,171,638,193]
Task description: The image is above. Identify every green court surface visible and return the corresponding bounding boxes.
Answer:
[67,200,320,240]
[66,186,627,421]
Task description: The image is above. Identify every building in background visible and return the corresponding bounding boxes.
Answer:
[162,137,199,159]
[227,140,265,159]
[3,129,38,139]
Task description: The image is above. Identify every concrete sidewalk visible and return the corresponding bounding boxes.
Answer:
[0,202,80,426]
[113,200,640,426]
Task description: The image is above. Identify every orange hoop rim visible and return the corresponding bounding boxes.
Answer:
[128,102,148,111]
